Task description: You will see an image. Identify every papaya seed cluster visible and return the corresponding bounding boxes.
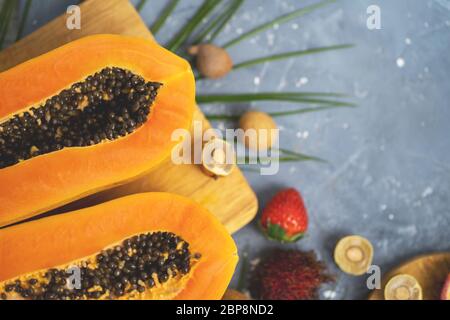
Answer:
[0,231,200,300]
[0,67,161,169]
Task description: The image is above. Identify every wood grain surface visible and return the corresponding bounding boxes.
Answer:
[368,252,450,300]
[0,0,258,234]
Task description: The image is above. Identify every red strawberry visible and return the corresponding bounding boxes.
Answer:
[260,188,308,243]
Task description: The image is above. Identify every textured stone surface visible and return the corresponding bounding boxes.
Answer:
[5,0,450,299]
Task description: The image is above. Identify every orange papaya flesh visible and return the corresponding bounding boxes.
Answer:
[0,193,238,300]
[0,34,195,227]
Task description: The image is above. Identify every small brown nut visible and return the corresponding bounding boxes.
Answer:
[188,44,233,79]
[239,110,277,151]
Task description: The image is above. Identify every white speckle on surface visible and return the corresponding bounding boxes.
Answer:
[289,166,297,174]
[281,1,290,10]
[379,204,388,212]
[412,200,422,207]
[388,214,395,220]
[224,24,232,34]
[405,37,412,45]
[362,175,373,187]
[236,28,243,35]
[253,77,261,86]
[277,78,288,91]
[273,23,279,30]
[421,186,434,198]
[396,57,406,68]
[386,176,402,188]
[296,77,309,87]
[302,31,311,41]
[377,239,390,251]
[266,33,275,46]
[353,82,369,98]
[296,131,309,139]
[424,66,430,73]
[291,23,299,30]
[323,290,337,299]
[342,123,350,130]
[397,225,418,237]
[250,258,260,268]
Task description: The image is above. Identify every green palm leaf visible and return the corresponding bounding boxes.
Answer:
[136,0,148,12]
[192,0,243,44]
[16,0,32,41]
[0,0,15,50]
[222,0,337,48]
[150,0,180,35]
[208,0,244,43]
[205,104,354,121]
[166,0,222,52]
[233,44,353,70]
[197,92,354,108]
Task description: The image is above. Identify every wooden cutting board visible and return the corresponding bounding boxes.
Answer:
[0,0,258,234]
[368,252,450,300]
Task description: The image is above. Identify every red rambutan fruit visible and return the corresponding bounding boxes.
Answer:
[250,249,334,300]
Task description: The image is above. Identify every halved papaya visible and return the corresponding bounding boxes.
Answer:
[0,193,238,300]
[0,34,195,227]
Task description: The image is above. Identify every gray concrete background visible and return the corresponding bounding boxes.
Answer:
[3,0,450,299]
